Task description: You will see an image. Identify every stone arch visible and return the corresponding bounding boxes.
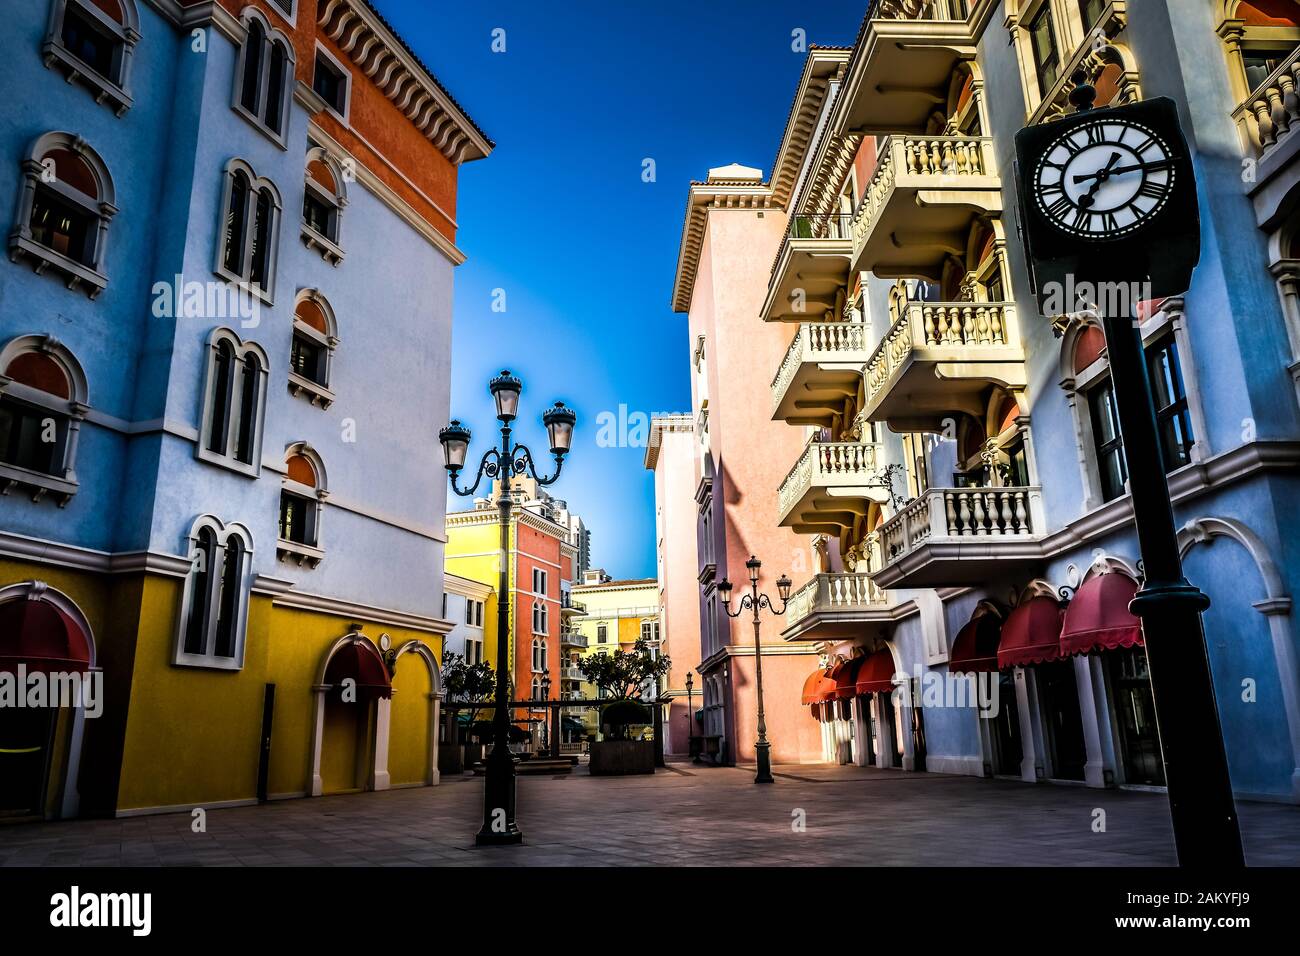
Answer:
[308,631,389,796]
[1178,515,1300,799]
[0,581,96,819]
[387,639,442,787]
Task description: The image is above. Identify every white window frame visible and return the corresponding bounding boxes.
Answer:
[196,327,269,478]
[174,515,254,670]
[277,442,328,567]
[42,0,140,115]
[0,334,89,504]
[9,132,117,299]
[288,289,339,408]
[311,42,352,122]
[231,8,295,148]
[263,0,299,27]
[301,146,348,264]
[214,159,282,305]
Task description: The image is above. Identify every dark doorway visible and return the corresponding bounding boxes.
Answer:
[1036,660,1087,781]
[0,706,55,819]
[256,683,276,803]
[991,670,1023,776]
[1109,647,1165,786]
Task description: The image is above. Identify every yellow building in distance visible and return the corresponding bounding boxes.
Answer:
[568,571,661,734]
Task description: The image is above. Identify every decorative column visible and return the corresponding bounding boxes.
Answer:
[1071,655,1108,788]
[308,686,327,796]
[1269,259,1300,404]
[371,696,391,791]
[428,692,441,786]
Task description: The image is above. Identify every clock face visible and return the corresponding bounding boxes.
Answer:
[1033,118,1175,239]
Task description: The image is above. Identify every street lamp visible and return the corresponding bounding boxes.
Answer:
[440,370,575,846]
[540,672,552,755]
[685,670,698,763]
[719,555,792,784]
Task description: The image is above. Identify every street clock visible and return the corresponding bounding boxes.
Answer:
[1015,93,1200,310]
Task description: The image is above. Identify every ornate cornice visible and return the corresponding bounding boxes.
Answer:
[317,0,493,165]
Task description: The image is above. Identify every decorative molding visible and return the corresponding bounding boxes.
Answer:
[268,585,452,635]
[316,0,492,165]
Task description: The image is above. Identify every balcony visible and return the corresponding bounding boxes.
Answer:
[770,321,871,427]
[561,598,587,618]
[777,440,890,534]
[849,134,1001,279]
[1233,46,1300,230]
[835,2,976,136]
[872,485,1045,589]
[561,630,588,649]
[762,214,854,323]
[862,300,1025,431]
[561,665,585,681]
[781,572,892,643]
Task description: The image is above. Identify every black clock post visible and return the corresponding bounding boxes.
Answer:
[1015,77,1244,867]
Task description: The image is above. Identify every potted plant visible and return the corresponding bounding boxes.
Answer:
[440,653,496,772]
[579,638,670,776]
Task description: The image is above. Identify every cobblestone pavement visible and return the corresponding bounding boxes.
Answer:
[2,763,1297,866]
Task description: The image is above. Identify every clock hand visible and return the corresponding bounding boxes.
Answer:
[1073,158,1173,184]
[1078,152,1121,209]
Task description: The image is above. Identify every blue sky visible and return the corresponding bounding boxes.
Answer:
[374,0,868,577]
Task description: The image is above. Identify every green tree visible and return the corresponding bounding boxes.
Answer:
[578,638,671,740]
[441,653,496,744]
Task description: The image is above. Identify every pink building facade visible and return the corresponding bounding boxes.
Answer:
[667,55,852,764]
[646,416,704,756]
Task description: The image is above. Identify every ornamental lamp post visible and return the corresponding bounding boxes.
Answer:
[685,670,696,761]
[440,370,575,846]
[719,556,792,784]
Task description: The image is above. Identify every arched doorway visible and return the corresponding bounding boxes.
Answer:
[309,633,391,796]
[387,640,442,788]
[0,582,95,821]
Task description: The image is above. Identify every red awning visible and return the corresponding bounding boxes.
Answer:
[949,607,1003,674]
[325,640,392,699]
[832,657,867,699]
[0,597,91,673]
[855,649,897,695]
[1060,571,1143,657]
[997,595,1064,669]
[800,668,837,705]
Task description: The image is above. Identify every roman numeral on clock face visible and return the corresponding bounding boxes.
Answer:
[1138,180,1166,199]
[1047,195,1073,219]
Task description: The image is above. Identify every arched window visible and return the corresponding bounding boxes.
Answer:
[278,443,327,566]
[233,9,294,142]
[289,291,339,407]
[43,0,140,115]
[531,638,544,672]
[9,133,116,298]
[302,146,347,263]
[1058,304,1203,510]
[0,334,88,504]
[215,159,281,302]
[176,516,253,669]
[198,329,268,476]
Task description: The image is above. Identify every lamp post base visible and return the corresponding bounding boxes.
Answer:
[475,827,524,847]
[754,740,774,784]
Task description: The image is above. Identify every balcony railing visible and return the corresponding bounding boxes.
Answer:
[770,321,871,423]
[765,214,856,321]
[561,665,585,681]
[862,300,1022,423]
[870,0,968,18]
[1233,46,1300,159]
[874,485,1045,587]
[851,134,994,254]
[560,630,588,648]
[783,572,889,640]
[777,440,885,528]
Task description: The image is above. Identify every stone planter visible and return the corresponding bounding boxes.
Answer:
[588,740,655,776]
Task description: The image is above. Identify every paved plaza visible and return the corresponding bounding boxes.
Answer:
[2,763,1298,867]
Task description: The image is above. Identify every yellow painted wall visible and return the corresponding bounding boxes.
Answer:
[389,652,433,786]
